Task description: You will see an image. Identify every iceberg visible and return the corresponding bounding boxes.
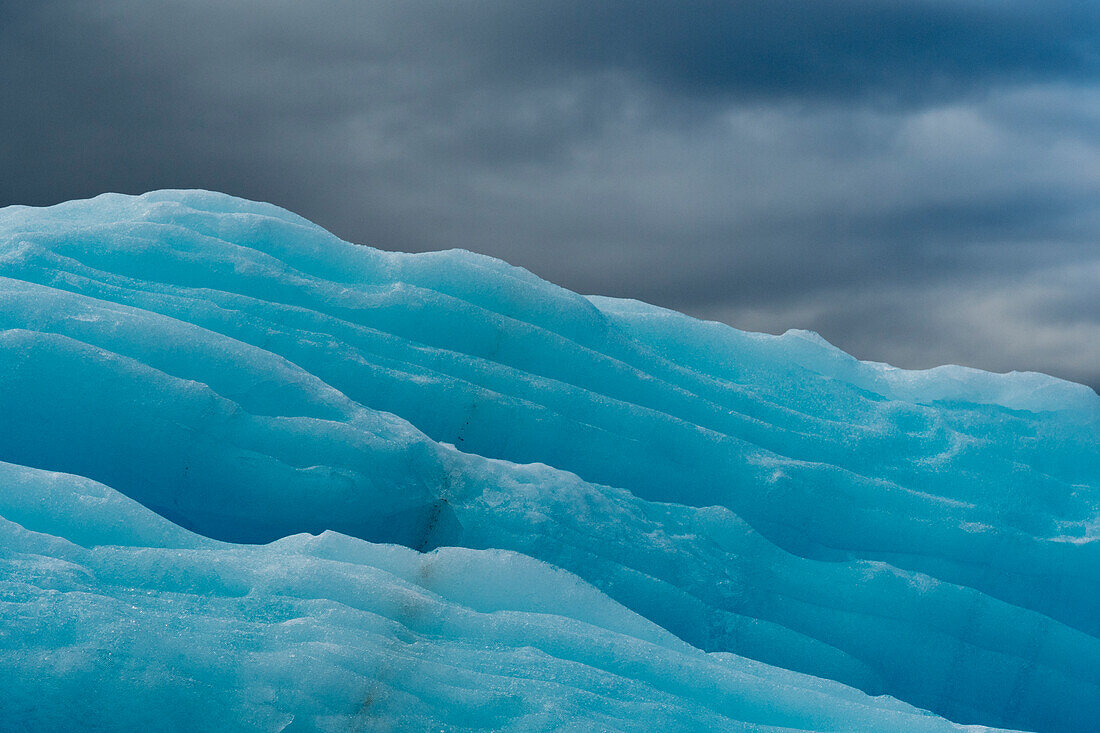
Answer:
[0,190,1096,731]
[1,460,979,732]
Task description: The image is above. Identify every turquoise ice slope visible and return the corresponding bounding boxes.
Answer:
[1,191,1096,731]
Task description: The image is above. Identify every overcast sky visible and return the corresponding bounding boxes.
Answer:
[3,1,1099,391]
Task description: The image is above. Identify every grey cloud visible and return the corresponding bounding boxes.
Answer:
[466,0,1100,105]
[1,1,1098,392]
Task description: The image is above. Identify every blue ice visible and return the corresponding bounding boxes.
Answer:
[0,190,1096,731]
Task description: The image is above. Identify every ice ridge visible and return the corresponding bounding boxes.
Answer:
[1,190,1097,732]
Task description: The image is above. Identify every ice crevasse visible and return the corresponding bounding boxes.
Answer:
[0,190,1097,732]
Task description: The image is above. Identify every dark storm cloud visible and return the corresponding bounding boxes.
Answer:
[470,0,1100,103]
[1,1,1098,391]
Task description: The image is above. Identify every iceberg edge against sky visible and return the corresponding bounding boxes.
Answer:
[1,190,1096,732]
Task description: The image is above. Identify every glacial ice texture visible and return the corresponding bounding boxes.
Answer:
[1,190,1097,731]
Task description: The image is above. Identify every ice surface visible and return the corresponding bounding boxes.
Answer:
[1,190,1097,731]
[0,461,980,732]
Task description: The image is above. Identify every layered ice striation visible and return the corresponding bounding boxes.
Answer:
[1,190,1097,731]
[1,461,980,732]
